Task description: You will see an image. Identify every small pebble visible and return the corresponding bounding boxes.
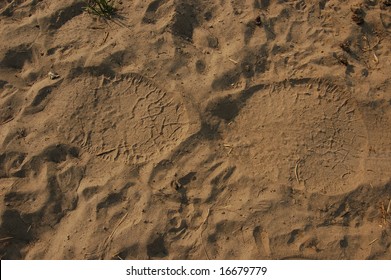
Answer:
[48,71,60,80]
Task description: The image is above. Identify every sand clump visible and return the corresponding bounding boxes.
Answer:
[0,0,391,259]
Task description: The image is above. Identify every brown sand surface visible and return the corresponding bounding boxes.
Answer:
[0,0,391,259]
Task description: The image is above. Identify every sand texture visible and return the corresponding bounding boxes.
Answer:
[1,0,391,259]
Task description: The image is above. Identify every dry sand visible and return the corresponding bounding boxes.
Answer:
[0,0,391,259]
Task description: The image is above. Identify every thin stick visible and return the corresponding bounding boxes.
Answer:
[102,32,109,44]
[229,58,238,64]
[373,53,379,64]
[0,117,15,125]
[96,148,116,157]
[387,199,391,214]
[105,212,128,247]
[369,238,378,245]
[294,161,300,183]
[100,212,128,258]
[88,212,128,259]
[0,237,13,242]
[200,208,211,260]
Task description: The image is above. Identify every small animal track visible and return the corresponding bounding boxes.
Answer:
[57,73,190,164]
[221,79,367,195]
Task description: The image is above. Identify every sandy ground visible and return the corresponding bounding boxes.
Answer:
[0,0,391,260]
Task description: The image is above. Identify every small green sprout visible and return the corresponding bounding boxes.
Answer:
[83,0,116,19]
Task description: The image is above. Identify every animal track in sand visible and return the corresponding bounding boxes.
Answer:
[222,79,368,195]
[58,73,190,164]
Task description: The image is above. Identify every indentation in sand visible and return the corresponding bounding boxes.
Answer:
[223,79,367,195]
[58,73,190,164]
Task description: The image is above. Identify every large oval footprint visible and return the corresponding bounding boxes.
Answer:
[57,72,192,164]
[221,79,367,195]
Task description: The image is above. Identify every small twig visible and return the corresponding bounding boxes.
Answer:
[294,161,300,183]
[0,117,15,125]
[0,237,14,242]
[100,212,129,258]
[369,238,378,245]
[96,148,116,157]
[223,144,233,155]
[106,212,128,244]
[87,212,128,258]
[102,32,109,44]
[387,199,391,214]
[228,58,238,64]
[200,208,211,260]
[373,53,379,64]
